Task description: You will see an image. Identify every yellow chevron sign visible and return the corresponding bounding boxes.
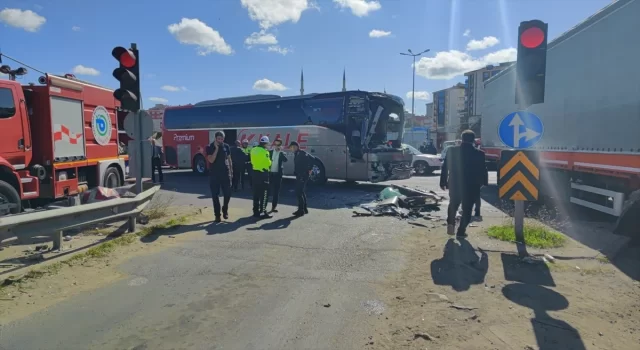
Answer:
[498,150,540,201]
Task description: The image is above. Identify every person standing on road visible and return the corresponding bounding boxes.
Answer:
[231,140,246,191]
[473,141,487,217]
[207,131,233,223]
[268,138,288,213]
[241,139,252,190]
[289,141,315,217]
[439,130,488,238]
[251,136,272,219]
[151,137,164,184]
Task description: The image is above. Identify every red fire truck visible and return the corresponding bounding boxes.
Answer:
[0,71,128,216]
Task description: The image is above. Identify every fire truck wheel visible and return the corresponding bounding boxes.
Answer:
[103,167,122,188]
[0,180,21,216]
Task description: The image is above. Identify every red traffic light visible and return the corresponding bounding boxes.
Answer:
[520,27,545,49]
[111,47,136,68]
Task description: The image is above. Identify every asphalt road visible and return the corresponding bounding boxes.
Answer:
[1,170,444,350]
[2,170,636,349]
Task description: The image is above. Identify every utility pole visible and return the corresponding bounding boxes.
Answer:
[400,49,430,127]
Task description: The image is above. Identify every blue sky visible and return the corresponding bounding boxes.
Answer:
[1,0,612,114]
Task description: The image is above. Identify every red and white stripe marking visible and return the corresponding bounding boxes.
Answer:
[53,124,83,145]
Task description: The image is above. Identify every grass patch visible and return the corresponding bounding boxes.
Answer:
[2,215,190,288]
[596,255,610,264]
[143,194,174,221]
[487,222,566,249]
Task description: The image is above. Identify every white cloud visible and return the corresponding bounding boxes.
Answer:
[406,91,431,101]
[241,0,312,30]
[466,36,499,51]
[161,85,187,92]
[149,97,169,104]
[266,46,291,55]
[0,8,46,32]
[369,29,391,38]
[72,26,81,31]
[334,0,381,17]
[463,29,471,37]
[72,65,100,76]
[245,30,278,46]
[253,78,288,91]
[415,48,516,80]
[168,18,233,56]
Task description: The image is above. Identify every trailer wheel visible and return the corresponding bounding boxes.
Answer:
[103,167,121,188]
[0,180,21,216]
[309,159,327,186]
[193,155,207,175]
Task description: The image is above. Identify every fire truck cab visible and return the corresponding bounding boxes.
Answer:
[0,73,126,215]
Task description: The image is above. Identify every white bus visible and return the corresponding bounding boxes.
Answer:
[162,91,413,185]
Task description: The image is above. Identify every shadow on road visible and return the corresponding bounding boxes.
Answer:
[430,238,488,292]
[247,215,301,231]
[481,183,640,281]
[160,170,385,212]
[500,252,585,349]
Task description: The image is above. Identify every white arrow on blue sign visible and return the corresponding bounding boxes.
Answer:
[498,111,544,149]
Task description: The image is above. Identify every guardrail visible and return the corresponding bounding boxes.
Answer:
[0,185,161,250]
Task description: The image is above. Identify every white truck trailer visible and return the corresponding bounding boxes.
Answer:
[481,0,640,234]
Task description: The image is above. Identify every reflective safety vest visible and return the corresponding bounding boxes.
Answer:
[250,146,271,171]
[241,147,251,155]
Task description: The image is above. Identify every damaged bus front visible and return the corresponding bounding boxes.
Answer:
[347,92,413,182]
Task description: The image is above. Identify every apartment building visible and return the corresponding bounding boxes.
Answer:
[433,83,466,146]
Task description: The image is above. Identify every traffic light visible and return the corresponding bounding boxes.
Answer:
[515,20,548,107]
[112,45,140,112]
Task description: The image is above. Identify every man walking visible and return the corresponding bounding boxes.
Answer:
[268,138,288,213]
[151,137,164,184]
[250,136,272,219]
[439,130,488,238]
[206,131,233,223]
[289,141,315,217]
[230,140,246,191]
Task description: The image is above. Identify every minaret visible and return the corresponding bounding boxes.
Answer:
[384,86,387,93]
[300,69,305,96]
[342,68,346,92]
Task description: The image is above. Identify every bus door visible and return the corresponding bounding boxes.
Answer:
[345,95,369,181]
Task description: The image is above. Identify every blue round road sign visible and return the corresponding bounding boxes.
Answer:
[498,111,544,149]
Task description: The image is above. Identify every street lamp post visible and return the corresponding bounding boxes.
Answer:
[400,49,430,127]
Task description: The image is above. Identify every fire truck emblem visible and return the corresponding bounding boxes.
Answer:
[92,106,112,146]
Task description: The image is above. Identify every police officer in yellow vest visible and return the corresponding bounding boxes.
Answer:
[250,136,272,218]
[241,139,252,189]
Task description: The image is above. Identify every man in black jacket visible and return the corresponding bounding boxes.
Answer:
[439,130,488,238]
[289,141,315,216]
[230,140,245,191]
[268,138,288,212]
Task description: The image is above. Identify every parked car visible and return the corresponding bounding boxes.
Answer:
[402,144,442,176]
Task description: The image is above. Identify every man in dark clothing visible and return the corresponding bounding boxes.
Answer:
[473,142,485,217]
[230,140,246,191]
[268,138,288,212]
[151,137,164,184]
[426,141,438,155]
[439,130,488,237]
[206,131,233,223]
[289,141,315,216]
[241,139,252,189]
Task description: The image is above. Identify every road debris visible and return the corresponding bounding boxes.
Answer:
[413,332,435,341]
[450,304,478,311]
[353,186,443,219]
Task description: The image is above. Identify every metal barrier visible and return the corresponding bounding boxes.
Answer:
[0,185,160,250]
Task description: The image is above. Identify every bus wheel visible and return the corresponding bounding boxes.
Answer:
[193,155,207,175]
[0,180,21,216]
[309,159,327,185]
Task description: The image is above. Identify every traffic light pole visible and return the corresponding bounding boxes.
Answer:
[514,101,527,256]
[130,43,144,195]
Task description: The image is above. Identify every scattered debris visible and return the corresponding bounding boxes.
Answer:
[64,235,73,242]
[425,293,450,303]
[544,253,555,263]
[450,304,477,311]
[323,303,331,308]
[353,186,443,219]
[34,244,48,252]
[395,296,405,300]
[413,332,435,341]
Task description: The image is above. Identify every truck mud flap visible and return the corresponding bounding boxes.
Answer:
[614,190,640,239]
